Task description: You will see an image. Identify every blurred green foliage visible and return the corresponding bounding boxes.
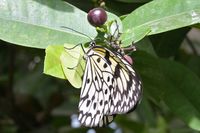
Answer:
[1,0,200,133]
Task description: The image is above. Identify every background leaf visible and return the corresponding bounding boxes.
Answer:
[60,44,85,88]
[150,27,190,57]
[44,45,65,79]
[116,0,150,3]
[134,51,200,130]
[121,0,200,46]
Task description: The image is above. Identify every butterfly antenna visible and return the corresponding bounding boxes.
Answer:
[61,26,96,53]
[64,42,87,54]
[64,43,81,50]
[61,26,94,42]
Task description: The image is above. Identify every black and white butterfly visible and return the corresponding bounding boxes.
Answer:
[78,42,142,127]
[62,23,142,127]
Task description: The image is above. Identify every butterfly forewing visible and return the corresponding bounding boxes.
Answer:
[78,48,113,127]
[78,46,142,127]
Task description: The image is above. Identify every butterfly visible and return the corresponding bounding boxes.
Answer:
[78,42,142,127]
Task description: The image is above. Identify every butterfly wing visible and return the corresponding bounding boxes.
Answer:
[78,46,142,127]
[110,50,142,114]
[78,47,114,127]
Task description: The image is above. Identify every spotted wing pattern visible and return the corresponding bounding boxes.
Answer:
[78,46,142,127]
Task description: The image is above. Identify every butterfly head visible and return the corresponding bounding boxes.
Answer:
[89,40,96,47]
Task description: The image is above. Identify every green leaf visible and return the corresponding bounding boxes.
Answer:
[161,59,200,131]
[0,0,96,48]
[0,0,121,49]
[44,45,65,79]
[60,44,85,88]
[134,51,200,131]
[44,43,86,86]
[121,0,200,46]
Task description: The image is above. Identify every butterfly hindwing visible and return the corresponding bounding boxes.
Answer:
[111,53,142,114]
[78,46,142,127]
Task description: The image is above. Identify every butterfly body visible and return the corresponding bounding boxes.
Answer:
[78,45,142,127]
